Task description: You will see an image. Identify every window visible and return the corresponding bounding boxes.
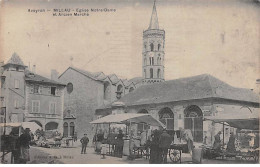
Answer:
[117,84,123,92]
[159,108,174,130]
[14,99,19,109]
[150,43,154,51]
[157,55,161,65]
[144,69,146,78]
[1,77,6,88]
[14,79,19,89]
[104,82,110,100]
[49,102,56,114]
[0,97,4,107]
[149,57,154,65]
[63,122,68,137]
[32,101,40,113]
[70,122,75,136]
[67,83,73,94]
[150,68,153,78]
[157,69,161,78]
[16,67,19,71]
[51,87,56,95]
[33,85,39,93]
[158,44,161,51]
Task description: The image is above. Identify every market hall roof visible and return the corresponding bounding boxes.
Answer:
[97,74,259,109]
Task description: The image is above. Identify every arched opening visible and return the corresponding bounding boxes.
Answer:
[104,81,110,100]
[70,122,75,137]
[29,120,42,128]
[63,122,68,137]
[184,105,203,142]
[150,43,154,51]
[129,87,134,93]
[157,56,160,65]
[158,44,161,51]
[138,109,148,114]
[45,122,58,131]
[116,84,123,99]
[117,84,123,92]
[66,82,73,94]
[157,69,161,78]
[150,68,153,78]
[144,69,146,78]
[159,108,174,130]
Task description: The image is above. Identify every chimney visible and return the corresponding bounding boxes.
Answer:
[32,65,36,74]
[51,69,59,81]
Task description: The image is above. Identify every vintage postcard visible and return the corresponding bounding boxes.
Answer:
[0,0,259,164]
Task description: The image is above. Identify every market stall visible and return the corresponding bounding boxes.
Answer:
[90,113,164,159]
[204,110,259,162]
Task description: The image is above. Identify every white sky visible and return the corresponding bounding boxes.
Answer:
[1,0,259,89]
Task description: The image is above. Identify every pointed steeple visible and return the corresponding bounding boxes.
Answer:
[148,0,159,30]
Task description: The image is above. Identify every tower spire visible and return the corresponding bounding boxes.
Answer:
[148,0,159,30]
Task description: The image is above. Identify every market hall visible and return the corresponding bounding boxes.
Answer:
[95,74,259,149]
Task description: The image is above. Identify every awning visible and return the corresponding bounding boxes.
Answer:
[205,106,259,130]
[90,113,165,127]
[0,122,42,133]
[205,117,259,130]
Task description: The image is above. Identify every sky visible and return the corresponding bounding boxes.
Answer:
[0,0,259,89]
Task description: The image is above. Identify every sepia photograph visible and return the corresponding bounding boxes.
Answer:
[0,0,259,164]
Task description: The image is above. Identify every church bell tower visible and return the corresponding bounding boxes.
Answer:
[142,1,165,84]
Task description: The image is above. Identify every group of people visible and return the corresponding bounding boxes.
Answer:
[213,131,236,153]
[9,128,32,164]
[92,129,125,158]
[148,128,174,164]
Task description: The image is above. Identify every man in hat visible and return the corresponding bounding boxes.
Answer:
[18,128,31,163]
[159,128,172,163]
[80,134,89,154]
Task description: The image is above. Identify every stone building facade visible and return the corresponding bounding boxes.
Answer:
[0,53,65,134]
[58,67,139,139]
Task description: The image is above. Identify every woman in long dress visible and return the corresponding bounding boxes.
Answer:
[149,130,161,164]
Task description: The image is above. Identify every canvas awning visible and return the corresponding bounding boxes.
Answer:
[205,106,259,130]
[90,113,165,127]
[0,122,42,133]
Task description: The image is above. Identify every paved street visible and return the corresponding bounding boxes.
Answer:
[1,141,258,164]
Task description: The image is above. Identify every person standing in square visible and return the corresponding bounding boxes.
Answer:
[80,134,89,154]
